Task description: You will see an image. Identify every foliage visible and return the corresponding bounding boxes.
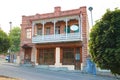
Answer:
[9,27,21,53]
[89,8,120,75]
[0,30,10,54]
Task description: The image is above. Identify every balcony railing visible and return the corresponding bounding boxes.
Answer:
[32,33,82,43]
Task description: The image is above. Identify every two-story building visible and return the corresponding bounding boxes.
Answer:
[20,6,89,70]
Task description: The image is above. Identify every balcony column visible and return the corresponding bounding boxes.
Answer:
[55,47,62,67]
[42,21,45,39]
[54,20,56,38]
[80,14,83,40]
[32,23,35,36]
[65,18,68,38]
[78,16,80,34]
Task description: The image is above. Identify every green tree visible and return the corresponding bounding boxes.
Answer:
[89,8,120,75]
[0,29,10,53]
[9,27,21,53]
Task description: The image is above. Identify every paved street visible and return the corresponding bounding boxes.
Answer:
[0,63,117,80]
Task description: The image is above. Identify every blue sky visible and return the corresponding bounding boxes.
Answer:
[0,0,119,33]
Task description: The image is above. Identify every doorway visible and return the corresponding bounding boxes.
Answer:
[24,48,32,63]
[75,48,81,70]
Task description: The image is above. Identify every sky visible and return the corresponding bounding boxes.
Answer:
[0,0,120,33]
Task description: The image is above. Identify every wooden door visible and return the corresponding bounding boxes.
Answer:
[74,48,81,70]
[24,48,32,63]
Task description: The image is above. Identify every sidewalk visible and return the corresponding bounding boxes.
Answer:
[1,62,19,67]
[1,62,119,79]
[0,59,20,67]
[97,71,120,79]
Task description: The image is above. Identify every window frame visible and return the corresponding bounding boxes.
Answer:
[62,48,74,65]
[46,27,51,35]
[26,28,32,39]
[39,48,55,65]
[37,28,42,35]
[55,26,60,34]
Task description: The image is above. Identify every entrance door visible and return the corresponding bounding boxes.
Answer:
[39,49,44,64]
[75,48,81,70]
[24,48,32,63]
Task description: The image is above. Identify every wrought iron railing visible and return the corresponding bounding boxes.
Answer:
[32,32,82,43]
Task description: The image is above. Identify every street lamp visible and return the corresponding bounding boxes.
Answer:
[88,7,93,27]
[9,21,12,62]
[9,21,12,32]
[87,7,97,75]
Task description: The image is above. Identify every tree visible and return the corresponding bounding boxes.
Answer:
[89,8,120,75]
[0,29,10,54]
[9,27,21,53]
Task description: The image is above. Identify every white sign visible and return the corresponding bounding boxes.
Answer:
[70,25,78,31]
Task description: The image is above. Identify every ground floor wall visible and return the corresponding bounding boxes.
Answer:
[20,42,88,70]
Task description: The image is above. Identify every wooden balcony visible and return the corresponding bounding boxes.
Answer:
[32,33,82,43]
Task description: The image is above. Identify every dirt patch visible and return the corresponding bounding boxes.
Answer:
[0,75,21,80]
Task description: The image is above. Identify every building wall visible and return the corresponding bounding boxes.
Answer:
[20,6,89,70]
[81,11,89,69]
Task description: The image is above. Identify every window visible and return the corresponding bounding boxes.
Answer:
[39,48,55,65]
[26,28,31,39]
[46,27,50,35]
[63,48,74,65]
[64,26,70,33]
[75,48,80,61]
[37,28,42,35]
[55,26,60,34]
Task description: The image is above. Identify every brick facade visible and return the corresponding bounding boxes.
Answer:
[20,6,89,70]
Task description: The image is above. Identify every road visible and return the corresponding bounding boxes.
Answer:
[0,63,116,80]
